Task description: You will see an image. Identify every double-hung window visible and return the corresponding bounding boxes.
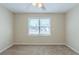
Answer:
[28,17,51,36]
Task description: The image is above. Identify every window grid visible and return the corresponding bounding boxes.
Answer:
[28,17,51,36]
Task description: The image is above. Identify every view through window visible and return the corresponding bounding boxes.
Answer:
[28,17,51,36]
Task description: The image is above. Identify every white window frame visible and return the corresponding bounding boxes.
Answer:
[28,17,51,36]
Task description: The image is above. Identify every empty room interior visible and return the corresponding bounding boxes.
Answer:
[0,3,79,55]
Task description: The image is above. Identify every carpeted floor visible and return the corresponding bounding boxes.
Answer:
[0,45,78,55]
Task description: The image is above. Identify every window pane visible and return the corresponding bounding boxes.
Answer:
[28,18,39,35]
[40,18,51,35]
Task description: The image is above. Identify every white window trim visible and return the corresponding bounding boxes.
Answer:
[28,16,51,36]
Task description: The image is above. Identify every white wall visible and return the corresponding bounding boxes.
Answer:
[14,13,65,45]
[66,5,79,53]
[0,5,13,52]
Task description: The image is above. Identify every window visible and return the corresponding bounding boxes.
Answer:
[28,17,51,36]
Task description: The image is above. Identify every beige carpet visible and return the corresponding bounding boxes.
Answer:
[0,45,78,55]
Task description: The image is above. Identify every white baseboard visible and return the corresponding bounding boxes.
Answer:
[65,44,79,54]
[0,44,13,53]
[14,43,65,45]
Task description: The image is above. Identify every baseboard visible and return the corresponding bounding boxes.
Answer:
[14,43,65,45]
[0,44,13,53]
[65,44,79,54]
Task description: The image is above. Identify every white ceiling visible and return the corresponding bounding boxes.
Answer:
[1,3,78,13]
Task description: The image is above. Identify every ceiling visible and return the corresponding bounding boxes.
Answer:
[1,3,78,13]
